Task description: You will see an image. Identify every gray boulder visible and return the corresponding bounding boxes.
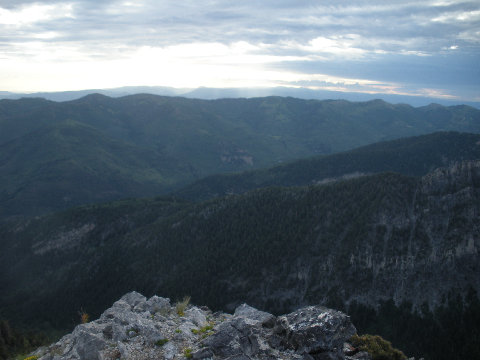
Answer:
[234,303,276,326]
[275,305,357,355]
[120,291,146,308]
[185,307,208,327]
[146,295,171,314]
[203,317,260,358]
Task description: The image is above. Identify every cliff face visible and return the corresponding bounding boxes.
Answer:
[245,160,480,310]
[365,159,479,306]
[31,291,368,360]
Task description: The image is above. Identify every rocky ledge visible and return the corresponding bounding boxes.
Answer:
[32,291,373,360]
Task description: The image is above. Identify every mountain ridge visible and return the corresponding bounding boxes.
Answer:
[2,86,479,108]
[1,93,479,219]
[175,131,480,201]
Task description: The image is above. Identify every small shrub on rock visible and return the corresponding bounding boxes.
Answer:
[155,338,169,347]
[350,334,407,360]
[183,347,193,358]
[79,311,89,324]
[191,323,214,338]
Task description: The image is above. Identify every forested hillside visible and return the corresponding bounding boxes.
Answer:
[1,161,479,359]
[176,131,480,201]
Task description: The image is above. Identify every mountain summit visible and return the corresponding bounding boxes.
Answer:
[30,291,404,360]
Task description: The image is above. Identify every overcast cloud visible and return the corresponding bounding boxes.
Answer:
[0,0,478,101]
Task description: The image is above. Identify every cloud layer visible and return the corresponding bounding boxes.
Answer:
[0,0,478,101]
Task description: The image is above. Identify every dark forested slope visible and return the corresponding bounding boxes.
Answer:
[1,160,479,359]
[176,131,480,201]
[1,162,478,337]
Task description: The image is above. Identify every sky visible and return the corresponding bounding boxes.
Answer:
[0,0,479,102]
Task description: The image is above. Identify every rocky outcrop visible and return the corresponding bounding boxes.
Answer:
[32,292,367,360]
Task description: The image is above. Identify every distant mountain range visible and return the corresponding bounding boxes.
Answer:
[1,86,479,108]
[0,86,188,102]
[1,94,479,219]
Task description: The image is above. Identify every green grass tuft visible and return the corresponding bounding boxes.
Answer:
[175,296,191,317]
[183,347,193,358]
[155,338,169,347]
